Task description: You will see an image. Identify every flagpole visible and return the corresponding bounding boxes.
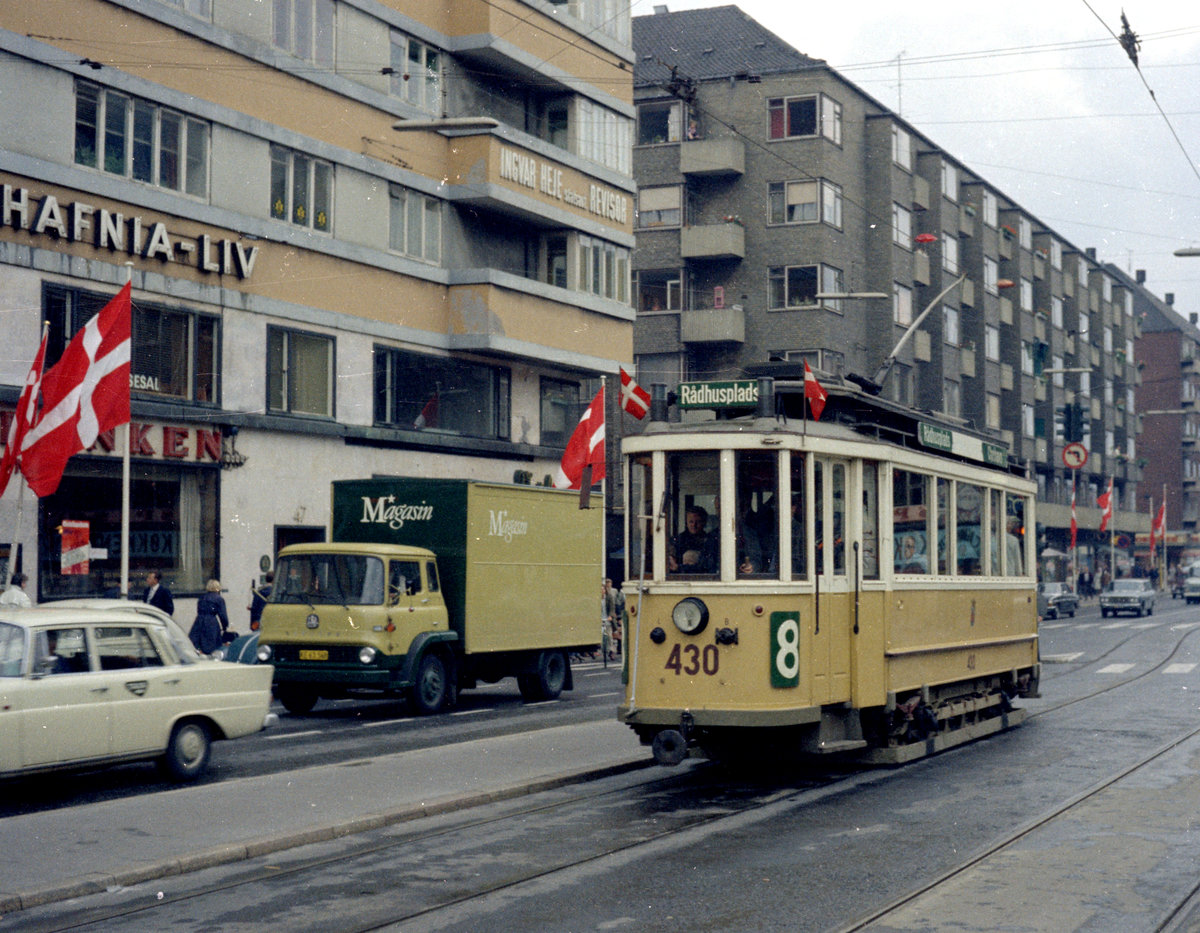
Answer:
[600,374,607,594]
[120,263,133,598]
[1071,471,1077,591]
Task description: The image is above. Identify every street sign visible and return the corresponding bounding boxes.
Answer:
[677,380,758,410]
[1062,442,1088,469]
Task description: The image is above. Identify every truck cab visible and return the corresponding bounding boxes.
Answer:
[257,543,457,715]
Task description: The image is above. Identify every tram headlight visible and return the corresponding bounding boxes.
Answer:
[671,597,709,636]
[358,646,378,665]
[256,644,273,663]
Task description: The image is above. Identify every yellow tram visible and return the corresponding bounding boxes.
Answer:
[619,377,1040,766]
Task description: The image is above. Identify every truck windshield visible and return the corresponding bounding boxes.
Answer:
[273,554,385,605]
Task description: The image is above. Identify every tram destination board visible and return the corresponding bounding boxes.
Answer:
[677,379,758,410]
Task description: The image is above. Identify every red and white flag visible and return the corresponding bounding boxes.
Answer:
[0,331,48,499]
[21,282,132,498]
[1070,483,1077,551]
[413,391,438,429]
[618,367,650,420]
[554,386,605,490]
[804,361,827,421]
[1097,476,1113,534]
[1151,499,1166,553]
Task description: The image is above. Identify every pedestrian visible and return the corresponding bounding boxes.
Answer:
[0,572,31,608]
[143,570,175,617]
[247,571,274,631]
[189,578,230,655]
[612,582,625,658]
[601,578,619,661]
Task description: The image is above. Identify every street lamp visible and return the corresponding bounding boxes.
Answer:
[1174,248,1200,257]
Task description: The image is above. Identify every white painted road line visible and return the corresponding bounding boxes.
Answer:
[1097,663,1135,674]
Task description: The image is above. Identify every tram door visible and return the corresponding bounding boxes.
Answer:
[813,458,852,704]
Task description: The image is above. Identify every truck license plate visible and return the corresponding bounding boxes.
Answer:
[299,649,328,661]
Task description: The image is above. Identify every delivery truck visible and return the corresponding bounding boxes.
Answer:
[257,479,602,714]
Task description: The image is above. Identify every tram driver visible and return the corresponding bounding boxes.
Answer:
[669,505,716,573]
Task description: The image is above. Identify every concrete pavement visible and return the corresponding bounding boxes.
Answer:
[0,718,651,913]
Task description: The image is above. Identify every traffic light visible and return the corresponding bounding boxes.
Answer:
[1058,403,1085,442]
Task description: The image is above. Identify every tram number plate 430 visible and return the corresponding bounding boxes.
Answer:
[664,643,719,676]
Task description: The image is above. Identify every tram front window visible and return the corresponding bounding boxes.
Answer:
[667,451,719,575]
[736,451,778,577]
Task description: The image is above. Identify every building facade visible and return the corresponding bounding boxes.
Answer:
[631,5,1151,579]
[0,0,634,616]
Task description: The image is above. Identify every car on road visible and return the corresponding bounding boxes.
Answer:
[1037,582,1079,619]
[1099,579,1157,618]
[0,606,276,781]
[1185,577,1200,605]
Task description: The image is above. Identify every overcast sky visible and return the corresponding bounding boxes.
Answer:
[635,1,1200,320]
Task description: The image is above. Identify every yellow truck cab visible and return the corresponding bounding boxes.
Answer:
[258,479,601,714]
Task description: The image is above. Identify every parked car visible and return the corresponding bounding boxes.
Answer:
[1185,577,1200,605]
[1172,573,1187,599]
[1037,582,1080,619]
[1099,579,1157,618]
[0,606,276,781]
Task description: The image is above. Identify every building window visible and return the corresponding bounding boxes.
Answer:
[637,269,681,312]
[892,203,912,249]
[986,393,1001,429]
[821,266,845,312]
[268,327,334,417]
[1102,276,1112,302]
[894,283,913,326]
[1050,239,1062,269]
[1021,341,1035,375]
[1051,296,1063,328]
[638,186,682,227]
[943,234,958,274]
[270,145,332,231]
[1078,257,1089,287]
[770,265,841,310]
[576,235,629,303]
[1018,217,1032,250]
[1023,403,1035,438]
[542,235,568,289]
[769,181,816,224]
[985,324,1000,360]
[943,305,959,345]
[44,283,218,404]
[74,82,208,198]
[389,185,441,263]
[982,190,998,228]
[943,379,961,417]
[1052,354,1064,387]
[984,257,999,295]
[768,94,841,143]
[158,0,211,18]
[637,100,682,145]
[941,161,958,202]
[892,125,912,170]
[374,347,510,440]
[389,30,440,114]
[821,180,843,227]
[577,97,633,175]
[273,0,334,68]
[1020,279,1033,312]
[539,378,580,447]
[887,363,914,407]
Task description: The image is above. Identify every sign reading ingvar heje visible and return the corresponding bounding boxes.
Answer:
[677,380,759,410]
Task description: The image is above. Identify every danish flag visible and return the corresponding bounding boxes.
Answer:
[0,331,48,498]
[20,282,132,497]
[554,386,605,490]
[1097,476,1114,534]
[619,367,651,420]
[804,361,827,421]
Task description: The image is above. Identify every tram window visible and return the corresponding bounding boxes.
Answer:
[831,463,846,575]
[736,451,778,577]
[893,468,930,574]
[629,455,652,576]
[789,452,807,577]
[1005,496,1028,577]
[936,477,950,575]
[989,489,1003,575]
[862,463,879,579]
[667,451,719,575]
[956,483,984,575]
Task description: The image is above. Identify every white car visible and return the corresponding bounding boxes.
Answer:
[0,606,275,781]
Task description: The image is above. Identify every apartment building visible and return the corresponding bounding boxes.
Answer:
[631,4,1148,577]
[0,0,634,609]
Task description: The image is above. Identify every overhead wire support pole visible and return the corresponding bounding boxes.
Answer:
[872,274,966,388]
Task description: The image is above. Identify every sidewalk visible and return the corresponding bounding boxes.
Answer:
[0,719,650,913]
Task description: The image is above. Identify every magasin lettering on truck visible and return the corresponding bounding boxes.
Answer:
[257,479,601,716]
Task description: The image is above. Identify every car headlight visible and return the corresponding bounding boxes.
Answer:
[671,597,709,636]
[359,646,378,665]
[256,644,273,663]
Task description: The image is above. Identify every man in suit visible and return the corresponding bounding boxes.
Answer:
[144,570,175,617]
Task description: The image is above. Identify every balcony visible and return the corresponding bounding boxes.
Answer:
[912,175,931,212]
[913,249,930,285]
[680,138,745,177]
[960,277,975,307]
[681,222,745,260]
[680,306,745,345]
[959,205,976,238]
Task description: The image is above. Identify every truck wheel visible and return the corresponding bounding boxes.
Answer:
[277,685,319,716]
[162,720,211,781]
[412,652,447,714]
[518,649,568,702]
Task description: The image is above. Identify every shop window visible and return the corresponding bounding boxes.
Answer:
[389,185,441,263]
[270,145,332,232]
[389,30,440,113]
[273,0,334,69]
[373,347,510,440]
[44,283,219,405]
[268,326,334,417]
[75,81,209,198]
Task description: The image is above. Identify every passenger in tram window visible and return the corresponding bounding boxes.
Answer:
[896,533,929,573]
[736,510,764,576]
[669,505,716,573]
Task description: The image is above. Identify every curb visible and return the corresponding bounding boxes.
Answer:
[0,755,652,913]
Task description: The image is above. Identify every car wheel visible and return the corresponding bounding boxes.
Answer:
[412,652,447,715]
[1068,609,1076,618]
[277,685,319,716]
[163,720,211,781]
[518,649,569,701]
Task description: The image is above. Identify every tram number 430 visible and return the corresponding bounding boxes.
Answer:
[665,643,719,676]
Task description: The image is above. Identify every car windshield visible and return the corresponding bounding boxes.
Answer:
[1110,580,1145,593]
[1039,583,1063,594]
[273,554,385,605]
